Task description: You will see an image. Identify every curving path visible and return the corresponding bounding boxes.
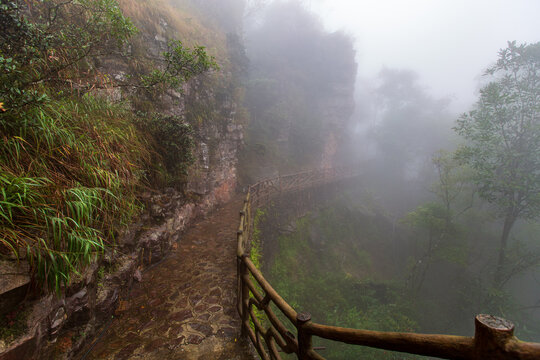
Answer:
[84,196,254,360]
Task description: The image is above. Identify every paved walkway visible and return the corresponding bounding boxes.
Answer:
[85,196,254,360]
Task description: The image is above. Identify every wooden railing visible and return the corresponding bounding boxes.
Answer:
[236,167,540,360]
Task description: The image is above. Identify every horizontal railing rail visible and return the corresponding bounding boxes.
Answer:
[236,167,540,359]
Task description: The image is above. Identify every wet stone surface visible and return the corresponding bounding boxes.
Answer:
[85,196,254,359]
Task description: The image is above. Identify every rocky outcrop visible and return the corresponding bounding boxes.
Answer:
[0,262,30,319]
[319,81,356,169]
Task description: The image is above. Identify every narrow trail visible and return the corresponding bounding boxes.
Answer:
[85,196,254,360]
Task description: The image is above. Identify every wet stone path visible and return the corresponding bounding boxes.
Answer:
[86,196,254,360]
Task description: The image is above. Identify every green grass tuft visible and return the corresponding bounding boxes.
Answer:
[0,94,149,292]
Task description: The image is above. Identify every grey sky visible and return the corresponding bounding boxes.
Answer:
[306,0,540,112]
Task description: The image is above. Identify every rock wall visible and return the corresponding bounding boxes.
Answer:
[319,81,356,169]
[184,79,244,201]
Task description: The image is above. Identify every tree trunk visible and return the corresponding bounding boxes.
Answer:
[493,213,517,288]
[416,228,434,293]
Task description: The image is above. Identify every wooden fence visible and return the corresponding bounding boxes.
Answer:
[236,167,540,360]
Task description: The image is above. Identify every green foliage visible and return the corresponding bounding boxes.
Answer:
[403,202,448,233]
[431,151,476,217]
[404,152,476,278]
[248,208,266,331]
[129,40,219,187]
[134,113,194,184]
[0,0,136,110]
[266,205,417,359]
[321,301,417,360]
[140,40,219,94]
[0,0,218,110]
[0,94,148,292]
[402,202,469,293]
[454,41,540,285]
[250,208,265,269]
[455,41,540,220]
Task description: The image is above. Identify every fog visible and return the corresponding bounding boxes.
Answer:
[4,0,538,358]
[308,0,540,112]
[237,1,540,357]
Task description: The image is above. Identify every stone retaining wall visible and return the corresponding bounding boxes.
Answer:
[0,182,237,360]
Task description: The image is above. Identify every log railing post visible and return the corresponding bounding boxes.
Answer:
[240,255,251,337]
[473,314,515,359]
[297,311,313,360]
[236,255,243,320]
[245,198,251,241]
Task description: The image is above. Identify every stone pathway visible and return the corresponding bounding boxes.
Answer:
[84,196,254,360]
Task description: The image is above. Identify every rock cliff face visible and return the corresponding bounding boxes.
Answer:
[319,81,357,169]
[184,79,245,204]
[101,1,247,204]
[240,1,357,182]
[0,1,246,359]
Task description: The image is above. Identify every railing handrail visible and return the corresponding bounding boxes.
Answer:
[236,167,540,360]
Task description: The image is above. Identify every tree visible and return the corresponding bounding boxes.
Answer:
[403,202,449,292]
[403,152,475,293]
[371,69,453,182]
[431,151,476,224]
[455,41,540,287]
